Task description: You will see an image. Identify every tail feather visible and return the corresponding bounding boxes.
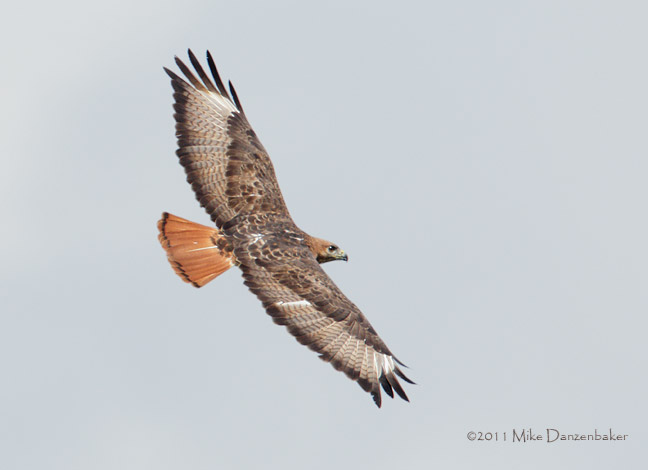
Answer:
[157,212,236,287]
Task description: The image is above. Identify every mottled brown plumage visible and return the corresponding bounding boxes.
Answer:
[159,50,413,407]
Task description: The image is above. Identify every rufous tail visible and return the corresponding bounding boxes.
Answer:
[157,212,236,287]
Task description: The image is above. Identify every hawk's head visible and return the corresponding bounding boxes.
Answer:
[307,237,348,264]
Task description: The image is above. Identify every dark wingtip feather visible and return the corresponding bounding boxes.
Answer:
[379,374,394,398]
[164,67,194,96]
[174,56,207,92]
[395,366,416,385]
[394,356,409,368]
[163,67,179,80]
[187,49,219,94]
[386,373,410,402]
[372,390,382,408]
[206,51,231,100]
[229,80,244,113]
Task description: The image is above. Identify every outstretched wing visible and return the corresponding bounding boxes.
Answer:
[164,50,290,228]
[232,228,414,407]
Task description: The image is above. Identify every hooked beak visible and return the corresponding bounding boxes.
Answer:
[340,252,348,262]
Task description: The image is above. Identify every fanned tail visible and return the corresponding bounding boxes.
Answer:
[157,212,236,287]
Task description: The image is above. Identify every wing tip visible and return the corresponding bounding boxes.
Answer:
[167,50,244,113]
[206,50,232,100]
[359,367,412,408]
[229,80,244,113]
[394,365,416,385]
[163,66,179,81]
[372,390,382,408]
[379,373,394,399]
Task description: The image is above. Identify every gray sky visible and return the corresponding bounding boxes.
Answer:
[2,1,646,469]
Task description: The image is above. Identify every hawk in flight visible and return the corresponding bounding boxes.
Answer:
[158,50,413,407]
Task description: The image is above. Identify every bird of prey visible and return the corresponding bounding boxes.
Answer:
[158,50,413,407]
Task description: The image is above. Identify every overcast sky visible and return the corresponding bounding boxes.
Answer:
[1,1,647,469]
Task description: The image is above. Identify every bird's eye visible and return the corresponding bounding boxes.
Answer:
[328,245,337,252]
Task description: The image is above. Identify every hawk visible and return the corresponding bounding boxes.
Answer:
[158,50,413,407]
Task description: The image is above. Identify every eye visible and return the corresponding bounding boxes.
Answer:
[327,245,337,253]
